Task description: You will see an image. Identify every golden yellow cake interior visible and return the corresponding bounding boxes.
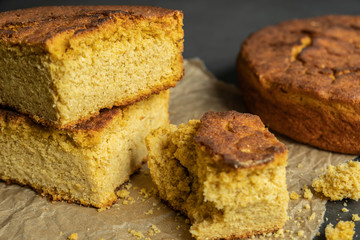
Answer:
[146,111,289,240]
[0,6,183,128]
[325,221,355,240]
[312,160,360,201]
[0,91,169,208]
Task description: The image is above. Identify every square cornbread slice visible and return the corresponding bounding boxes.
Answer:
[146,111,289,239]
[0,6,183,128]
[0,91,169,208]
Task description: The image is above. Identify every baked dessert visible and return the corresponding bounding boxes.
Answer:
[0,91,169,208]
[146,111,289,239]
[0,6,183,128]
[237,15,360,154]
[325,221,355,240]
[312,160,360,201]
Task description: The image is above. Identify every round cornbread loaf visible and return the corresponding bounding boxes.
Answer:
[237,15,360,154]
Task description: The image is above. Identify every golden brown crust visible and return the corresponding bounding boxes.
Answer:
[238,15,360,154]
[0,5,182,47]
[0,102,123,133]
[194,111,287,169]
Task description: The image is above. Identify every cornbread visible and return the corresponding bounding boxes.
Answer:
[237,15,360,154]
[0,6,183,128]
[146,111,289,239]
[325,221,355,240]
[0,91,169,208]
[312,160,360,201]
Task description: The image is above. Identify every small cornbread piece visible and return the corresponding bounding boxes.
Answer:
[146,111,289,240]
[0,6,183,128]
[237,15,360,154]
[312,161,360,201]
[0,91,169,208]
[325,221,355,240]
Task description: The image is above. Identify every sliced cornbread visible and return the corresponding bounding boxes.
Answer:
[146,111,289,239]
[0,6,183,128]
[0,91,169,208]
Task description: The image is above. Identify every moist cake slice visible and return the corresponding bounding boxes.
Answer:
[0,91,169,208]
[0,5,183,128]
[146,111,289,239]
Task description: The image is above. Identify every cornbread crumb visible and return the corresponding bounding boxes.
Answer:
[303,185,313,200]
[344,202,348,207]
[97,208,107,212]
[117,190,130,198]
[342,208,349,213]
[144,209,154,215]
[352,214,360,222]
[312,161,360,201]
[325,221,355,240]
[298,163,303,168]
[309,212,316,220]
[290,191,300,200]
[273,229,285,238]
[125,183,133,190]
[68,233,78,240]
[304,204,310,209]
[128,228,145,239]
[297,230,305,237]
[151,225,161,234]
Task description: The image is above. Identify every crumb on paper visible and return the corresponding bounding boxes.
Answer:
[297,163,303,168]
[117,189,130,198]
[302,185,313,200]
[352,214,360,222]
[144,209,154,215]
[151,225,161,234]
[125,182,133,190]
[297,230,304,237]
[273,228,284,238]
[68,233,78,240]
[343,202,347,207]
[290,191,300,200]
[304,203,310,209]
[309,212,316,220]
[325,221,355,240]
[128,228,145,239]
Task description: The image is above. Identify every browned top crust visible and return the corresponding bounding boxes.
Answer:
[0,105,122,133]
[0,5,181,47]
[194,111,287,169]
[240,15,360,107]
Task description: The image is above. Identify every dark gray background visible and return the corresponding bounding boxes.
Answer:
[1,1,359,239]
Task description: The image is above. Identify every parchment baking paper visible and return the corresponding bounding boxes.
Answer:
[0,59,355,240]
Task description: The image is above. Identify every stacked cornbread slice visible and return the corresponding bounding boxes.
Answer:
[0,6,183,208]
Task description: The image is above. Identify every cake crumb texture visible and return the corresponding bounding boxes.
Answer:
[312,161,360,201]
[68,233,78,240]
[325,221,355,240]
[0,91,169,208]
[0,6,183,128]
[146,111,289,240]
